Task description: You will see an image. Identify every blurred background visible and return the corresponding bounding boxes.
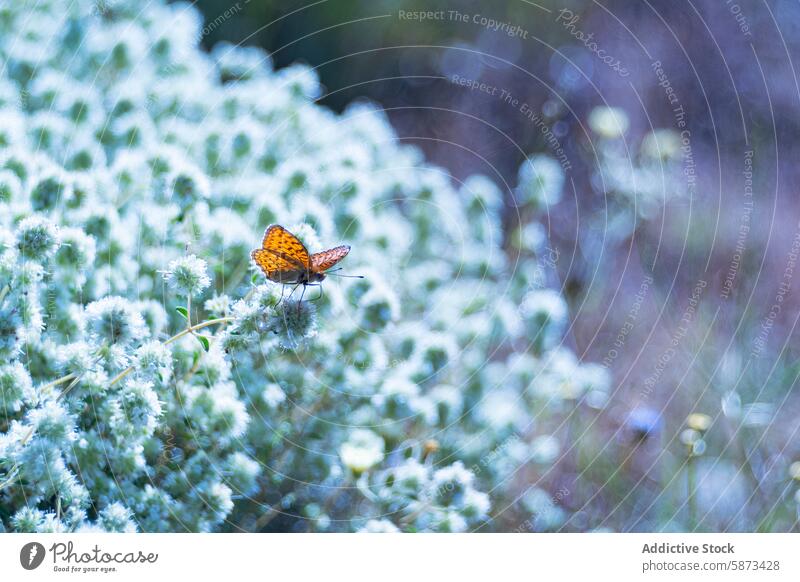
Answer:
[186,0,800,531]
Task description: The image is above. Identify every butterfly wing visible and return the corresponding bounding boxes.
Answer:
[251,225,311,283]
[251,249,304,283]
[310,245,350,273]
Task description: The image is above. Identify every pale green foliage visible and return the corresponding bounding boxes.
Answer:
[0,0,606,532]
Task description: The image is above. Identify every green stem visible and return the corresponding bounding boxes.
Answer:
[735,427,768,516]
[356,472,378,503]
[108,317,233,387]
[181,315,232,384]
[0,466,19,490]
[165,316,233,345]
[58,371,85,400]
[687,455,697,531]
[253,492,295,531]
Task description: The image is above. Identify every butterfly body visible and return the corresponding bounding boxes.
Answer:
[251,225,351,288]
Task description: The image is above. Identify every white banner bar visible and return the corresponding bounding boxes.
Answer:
[1,533,797,581]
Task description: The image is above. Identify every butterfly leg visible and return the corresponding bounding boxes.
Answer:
[302,283,323,302]
[297,284,308,315]
[277,283,286,307]
[276,284,302,328]
[309,284,324,302]
[286,283,301,301]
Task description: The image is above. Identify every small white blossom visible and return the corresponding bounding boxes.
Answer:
[588,106,630,139]
[85,296,148,346]
[14,215,60,261]
[516,155,564,207]
[163,254,211,297]
[339,429,385,474]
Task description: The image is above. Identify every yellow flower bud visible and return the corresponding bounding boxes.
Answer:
[686,413,712,432]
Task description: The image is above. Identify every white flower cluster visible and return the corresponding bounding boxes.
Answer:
[0,0,609,532]
[588,106,685,228]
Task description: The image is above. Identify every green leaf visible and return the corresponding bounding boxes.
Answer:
[196,334,210,351]
[176,306,188,319]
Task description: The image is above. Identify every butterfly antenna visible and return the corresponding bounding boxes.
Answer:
[326,272,365,279]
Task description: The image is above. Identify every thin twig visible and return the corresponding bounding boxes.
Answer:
[38,373,77,392]
[108,317,234,388]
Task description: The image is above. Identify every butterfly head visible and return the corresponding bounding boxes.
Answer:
[306,271,326,283]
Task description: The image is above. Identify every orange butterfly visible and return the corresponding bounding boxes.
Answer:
[251,225,355,293]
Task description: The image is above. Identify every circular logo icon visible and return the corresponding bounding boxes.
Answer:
[20,542,46,570]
